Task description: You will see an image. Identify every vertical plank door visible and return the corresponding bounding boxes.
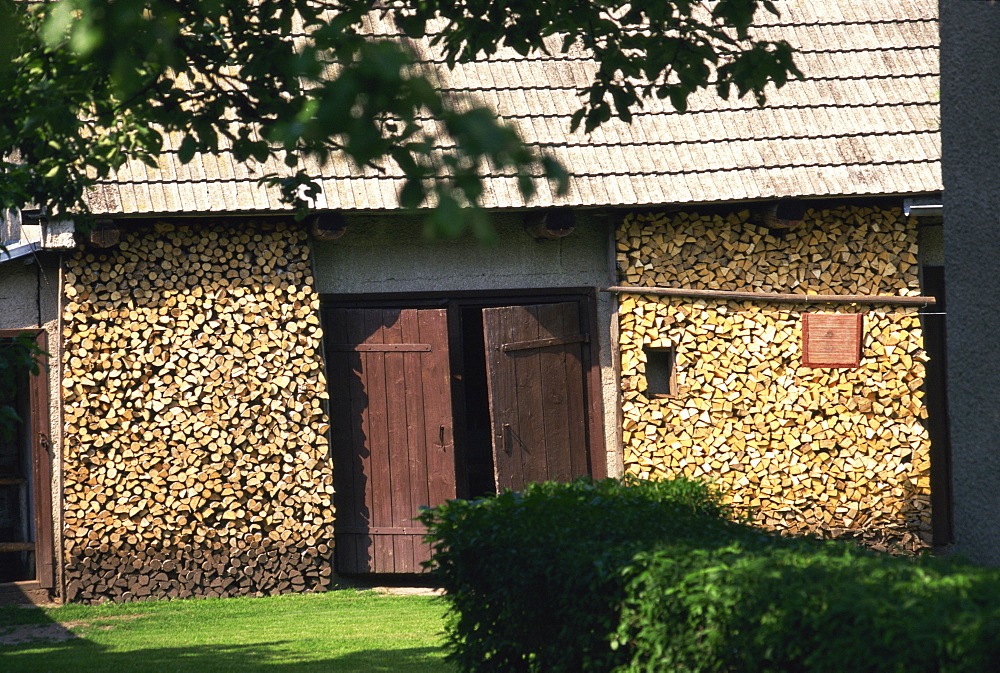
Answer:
[325,308,455,574]
[482,302,591,492]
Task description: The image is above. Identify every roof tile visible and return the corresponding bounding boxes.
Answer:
[85,0,940,214]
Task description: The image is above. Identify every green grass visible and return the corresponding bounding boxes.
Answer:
[0,590,454,673]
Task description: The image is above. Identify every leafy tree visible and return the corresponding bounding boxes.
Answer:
[0,0,800,437]
[0,334,45,442]
[0,0,801,238]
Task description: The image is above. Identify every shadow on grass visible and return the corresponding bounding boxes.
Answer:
[0,639,451,672]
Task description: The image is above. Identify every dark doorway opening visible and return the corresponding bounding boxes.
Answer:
[0,330,54,590]
[456,306,496,499]
[0,365,33,582]
[921,266,952,546]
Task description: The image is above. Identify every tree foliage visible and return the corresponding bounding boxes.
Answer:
[0,334,45,442]
[0,0,800,236]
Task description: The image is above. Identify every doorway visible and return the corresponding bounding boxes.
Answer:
[322,292,604,574]
[0,331,54,589]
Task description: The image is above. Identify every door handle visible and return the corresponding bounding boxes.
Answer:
[502,423,511,454]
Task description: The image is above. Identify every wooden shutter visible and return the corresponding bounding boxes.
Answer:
[802,313,864,367]
[482,302,591,492]
[326,308,455,574]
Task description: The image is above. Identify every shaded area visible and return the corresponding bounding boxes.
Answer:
[0,639,449,673]
[0,602,75,646]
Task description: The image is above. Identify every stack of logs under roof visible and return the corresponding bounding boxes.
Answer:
[61,221,334,602]
[616,205,932,552]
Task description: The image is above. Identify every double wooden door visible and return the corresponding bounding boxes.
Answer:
[325,300,596,574]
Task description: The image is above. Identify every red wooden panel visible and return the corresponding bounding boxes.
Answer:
[483,307,525,491]
[483,302,591,492]
[382,310,414,572]
[364,309,393,573]
[802,313,864,368]
[417,309,456,511]
[326,308,454,574]
[536,303,572,482]
[28,331,53,589]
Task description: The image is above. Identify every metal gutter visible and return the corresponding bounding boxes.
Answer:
[0,241,41,263]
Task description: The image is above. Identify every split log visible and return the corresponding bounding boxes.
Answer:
[61,220,336,603]
[616,206,932,553]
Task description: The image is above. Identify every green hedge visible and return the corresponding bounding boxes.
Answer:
[421,477,1000,673]
[615,541,1000,673]
[418,477,754,673]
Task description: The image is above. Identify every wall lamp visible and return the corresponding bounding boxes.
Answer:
[309,211,348,241]
[761,199,806,232]
[525,207,576,240]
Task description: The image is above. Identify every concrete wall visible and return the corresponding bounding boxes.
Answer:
[312,211,612,294]
[313,210,624,477]
[940,0,1000,564]
[0,254,64,596]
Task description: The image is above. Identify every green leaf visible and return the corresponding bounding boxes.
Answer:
[425,191,465,238]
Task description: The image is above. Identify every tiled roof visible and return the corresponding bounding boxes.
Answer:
[86,0,940,215]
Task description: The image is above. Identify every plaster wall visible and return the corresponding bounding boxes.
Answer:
[311,211,611,294]
[313,210,623,477]
[940,0,1000,564]
[918,225,944,267]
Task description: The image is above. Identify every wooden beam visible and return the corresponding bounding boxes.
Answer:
[603,285,937,306]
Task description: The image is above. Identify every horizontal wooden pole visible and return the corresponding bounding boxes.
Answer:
[327,343,432,352]
[500,334,588,352]
[338,527,428,535]
[0,542,34,553]
[603,286,937,306]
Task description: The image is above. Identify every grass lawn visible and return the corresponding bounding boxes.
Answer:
[0,589,454,673]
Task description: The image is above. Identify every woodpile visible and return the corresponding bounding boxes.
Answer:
[616,206,932,552]
[61,220,335,603]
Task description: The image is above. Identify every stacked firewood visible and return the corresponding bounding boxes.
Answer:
[61,220,335,602]
[617,206,932,551]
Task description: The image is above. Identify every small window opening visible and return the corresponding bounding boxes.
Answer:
[643,346,677,398]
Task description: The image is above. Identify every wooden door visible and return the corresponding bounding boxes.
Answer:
[326,308,455,574]
[482,302,591,492]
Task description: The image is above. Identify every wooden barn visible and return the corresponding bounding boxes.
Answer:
[0,0,943,603]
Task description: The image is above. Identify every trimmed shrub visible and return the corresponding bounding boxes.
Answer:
[615,541,1000,673]
[418,477,757,673]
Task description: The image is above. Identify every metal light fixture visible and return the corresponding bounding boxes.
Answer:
[525,207,576,240]
[309,211,348,240]
[762,199,806,231]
